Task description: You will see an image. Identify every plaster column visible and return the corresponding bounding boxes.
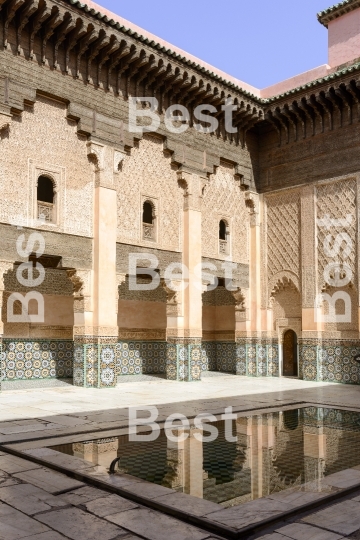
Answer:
[165,170,203,382]
[163,426,203,497]
[300,185,323,380]
[0,261,13,392]
[72,141,125,388]
[304,427,326,491]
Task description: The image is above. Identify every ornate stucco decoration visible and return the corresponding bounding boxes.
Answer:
[245,192,260,226]
[161,279,182,316]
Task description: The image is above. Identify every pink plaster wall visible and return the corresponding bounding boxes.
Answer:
[260,65,330,98]
[35,295,74,326]
[328,8,360,67]
[202,305,235,331]
[118,300,166,329]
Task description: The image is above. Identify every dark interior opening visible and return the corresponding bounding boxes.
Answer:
[143,201,153,224]
[37,176,54,204]
[219,220,227,240]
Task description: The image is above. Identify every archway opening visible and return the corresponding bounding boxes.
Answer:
[283,329,298,377]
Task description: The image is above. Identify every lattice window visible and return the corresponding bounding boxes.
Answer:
[37,175,55,223]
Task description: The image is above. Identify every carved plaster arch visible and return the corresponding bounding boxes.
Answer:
[269,271,300,306]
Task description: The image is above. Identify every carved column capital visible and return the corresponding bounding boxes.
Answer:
[177,170,203,211]
[245,192,260,226]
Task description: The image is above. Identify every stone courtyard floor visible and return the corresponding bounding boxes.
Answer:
[0,374,360,539]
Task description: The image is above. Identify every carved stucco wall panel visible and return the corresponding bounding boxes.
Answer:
[0,96,94,236]
[265,189,301,309]
[116,134,183,251]
[202,163,248,263]
[316,178,357,288]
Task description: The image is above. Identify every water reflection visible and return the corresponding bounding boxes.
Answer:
[51,407,360,507]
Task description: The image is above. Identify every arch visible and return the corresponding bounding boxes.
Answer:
[219,219,230,255]
[142,199,156,241]
[143,200,154,225]
[37,175,56,223]
[283,329,298,377]
[269,271,300,305]
[37,175,54,204]
[219,219,227,240]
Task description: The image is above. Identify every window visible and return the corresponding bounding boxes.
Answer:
[37,175,55,223]
[142,200,156,241]
[219,219,229,254]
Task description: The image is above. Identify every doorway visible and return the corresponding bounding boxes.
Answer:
[283,330,298,377]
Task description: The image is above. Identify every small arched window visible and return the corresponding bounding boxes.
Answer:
[37,176,55,223]
[143,201,153,225]
[219,219,229,254]
[219,220,227,241]
[142,200,156,241]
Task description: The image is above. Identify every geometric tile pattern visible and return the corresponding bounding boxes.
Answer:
[116,341,167,377]
[73,337,117,389]
[299,339,360,385]
[202,340,279,378]
[236,339,279,377]
[303,406,360,428]
[166,340,202,382]
[1,339,73,382]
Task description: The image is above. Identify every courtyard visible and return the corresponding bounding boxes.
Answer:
[0,376,360,539]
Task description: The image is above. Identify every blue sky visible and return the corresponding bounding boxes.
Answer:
[96,0,331,88]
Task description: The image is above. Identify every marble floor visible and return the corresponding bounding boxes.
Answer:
[1,375,360,539]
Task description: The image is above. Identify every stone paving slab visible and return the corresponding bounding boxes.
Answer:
[302,499,360,535]
[204,498,294,530]
[13,467,84,494]
[0,483,68,515]
[60,485,114,505]
[106,507,212,540]
[0,455,41,474]
[84,494,139,517]
[153,491,222,517]
[25,533,68,540]
[274,522,345,539]
[36,506,126,540]
[0,501,51,539]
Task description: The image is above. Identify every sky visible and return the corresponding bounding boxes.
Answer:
[95,0,331,89]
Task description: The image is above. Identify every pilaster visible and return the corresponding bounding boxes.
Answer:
[165,170,204,381]
[0,261,13,391]
[72,141,125,388]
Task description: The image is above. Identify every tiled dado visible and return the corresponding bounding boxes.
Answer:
[201,340,279,377]
[1,339,73,387]
[116,341,167,376]
[73,337,117,389]
[299,339,360,385]
[166,339,203,382]
[236,339,280,377]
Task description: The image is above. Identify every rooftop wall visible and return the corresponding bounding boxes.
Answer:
[328,6,360,67]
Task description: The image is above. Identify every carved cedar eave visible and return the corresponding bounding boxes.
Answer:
[16,0,39,54]
[0,0,264,144]
[263,73,360,146]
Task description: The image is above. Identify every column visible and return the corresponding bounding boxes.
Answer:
[0,261,13,392]
[162,426,203,497]
[72,141,125,388]
[165,170,203,381]
[300,185,322,380]
[73,437,119,469]
[303,427,326,491]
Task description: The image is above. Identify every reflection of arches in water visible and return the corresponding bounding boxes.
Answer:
[283,329,298,376]
[283,409,299,431]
